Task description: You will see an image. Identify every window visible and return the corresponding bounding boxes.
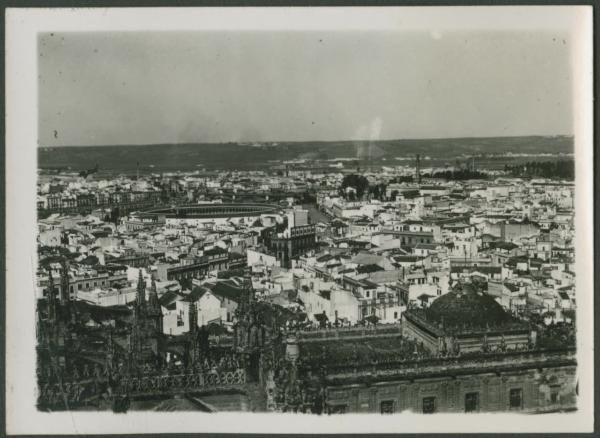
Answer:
[85,283,89,289]
[78,284,82,290]
[550,385,560,404]
[380,400,395,414]
[422,397,436,414]
[366,291,370,298]
[465,392,479,413]
[393,312,398,319]
[509,388,523,410]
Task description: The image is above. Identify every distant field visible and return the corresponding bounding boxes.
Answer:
[38,135,573,172]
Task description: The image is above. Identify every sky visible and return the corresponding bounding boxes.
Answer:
[38,30,574,146]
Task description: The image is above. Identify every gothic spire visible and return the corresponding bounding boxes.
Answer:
[243,269,255,307]
[148,278,161,316]
[189,300,198,335]
[136,269,146,308]
[47,269,57,321]
[106,327,115,374]
[59,258,70,303]
[188,300,200,366]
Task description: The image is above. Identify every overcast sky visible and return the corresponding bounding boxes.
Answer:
[38,30,573,146]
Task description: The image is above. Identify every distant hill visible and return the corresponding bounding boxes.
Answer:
[38,136,573,172]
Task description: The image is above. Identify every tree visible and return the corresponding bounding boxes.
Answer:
[369,183,386,201]
[340,174,369,200]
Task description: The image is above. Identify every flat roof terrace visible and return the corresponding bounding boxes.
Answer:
[145,203,280,219]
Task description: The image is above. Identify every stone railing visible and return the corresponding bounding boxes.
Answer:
[297,323,402,342]
[37,379,101,408]
[116,368,247,395]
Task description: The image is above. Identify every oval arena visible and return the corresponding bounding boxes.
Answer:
[142,203,281,227]
[147,203,280,218]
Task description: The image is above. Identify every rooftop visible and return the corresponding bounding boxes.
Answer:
[405,281,528,335]
[298,336,431,369]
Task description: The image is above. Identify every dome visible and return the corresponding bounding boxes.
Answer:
[426,283,512,329]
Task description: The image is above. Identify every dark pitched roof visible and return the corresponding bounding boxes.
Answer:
[558,291,570,300]
[204,246,228,256]
[356,264,384,274]
[186,286,210,302]
[158,290,182,307]
[316,254,334,263]
[503,282,520,292]
[210,281,243,303]
[393,255,420,263]
[228,251,246,260]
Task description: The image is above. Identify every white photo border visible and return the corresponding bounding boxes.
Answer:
[5,6,594,434]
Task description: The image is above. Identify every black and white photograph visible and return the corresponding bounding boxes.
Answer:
[5,6,594,434]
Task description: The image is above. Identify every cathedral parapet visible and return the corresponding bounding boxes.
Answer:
[320,347,576,385]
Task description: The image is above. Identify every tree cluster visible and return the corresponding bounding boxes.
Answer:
[504,160,574,180]
[421,169,487,180]
[339,174,369,200]
[368,183,387,201]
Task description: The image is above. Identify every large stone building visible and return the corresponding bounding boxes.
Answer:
[402,282,533,355]
[263,282,577,415]
[269,224,316,268]
[155,246,230,281]
[313,341,576,414]
[264,211,317,269]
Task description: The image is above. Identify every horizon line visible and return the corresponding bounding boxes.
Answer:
[39,133,574,149]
